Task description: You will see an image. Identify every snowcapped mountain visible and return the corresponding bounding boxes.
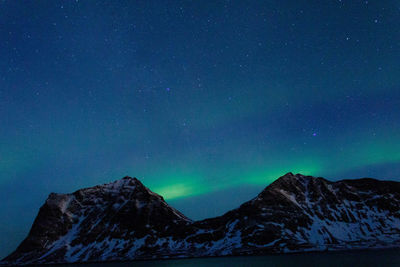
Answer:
[2,177,191,265]
[2,173,400,265]
[191,172,400,254]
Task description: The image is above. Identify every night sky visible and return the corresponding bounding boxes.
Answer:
[1,0,400,258]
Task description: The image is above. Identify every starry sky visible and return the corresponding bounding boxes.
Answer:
[1,0,400,258]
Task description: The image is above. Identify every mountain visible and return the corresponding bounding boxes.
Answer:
[2,177,191,265]
[2,173,400,265]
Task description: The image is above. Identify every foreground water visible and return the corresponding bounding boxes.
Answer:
[56,249,400,267]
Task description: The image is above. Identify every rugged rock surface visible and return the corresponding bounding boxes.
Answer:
[2,173,400,265]
[2,177,191,265]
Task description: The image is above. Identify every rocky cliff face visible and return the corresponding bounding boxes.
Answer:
[3,173,400,265]
[190,173,400,255]
[3,177,191,264]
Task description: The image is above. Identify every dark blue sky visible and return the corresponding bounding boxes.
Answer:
[1,0,400,258]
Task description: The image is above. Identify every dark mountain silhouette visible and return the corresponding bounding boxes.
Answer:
[2,173,400,265]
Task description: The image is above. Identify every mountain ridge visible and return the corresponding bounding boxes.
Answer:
[2,172,400,265]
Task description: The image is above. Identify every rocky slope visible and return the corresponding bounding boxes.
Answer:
[2,177,191,265]
[2,173,400,265]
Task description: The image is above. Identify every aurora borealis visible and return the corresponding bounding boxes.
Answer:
[1,0,400,258]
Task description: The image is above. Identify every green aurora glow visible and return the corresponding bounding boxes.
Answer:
[1,0,400,258]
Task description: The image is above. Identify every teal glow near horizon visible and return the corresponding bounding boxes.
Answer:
[1,0,400,259]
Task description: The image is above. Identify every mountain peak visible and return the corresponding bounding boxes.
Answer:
[77,176,146,195]
[253,172,315,202]
[107,175,141,186]
[281,172,306,179]
[283,172,295,176]
[121,175,138,181]
[268,172,309,187]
